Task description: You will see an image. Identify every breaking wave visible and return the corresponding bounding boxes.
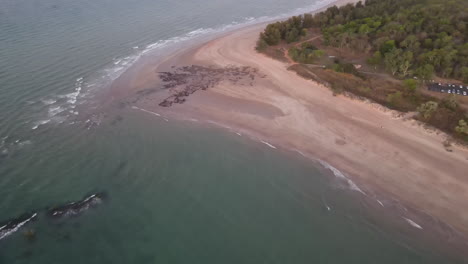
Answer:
[318,160,366,195]
[403,217,423,229]
[260,140,277,149]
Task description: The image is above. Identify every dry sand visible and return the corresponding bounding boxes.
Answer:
[117,0,468,244]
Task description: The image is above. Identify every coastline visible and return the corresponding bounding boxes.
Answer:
[107,0,468,257]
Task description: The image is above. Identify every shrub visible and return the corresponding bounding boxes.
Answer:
[387,91,402,107]
[403,79,418,94]
[442,94,458,111]
[288,43,325,64]
[328,60,364,79]
[455,120,468,135]
[256,38,268,51]
[417,101,438,119]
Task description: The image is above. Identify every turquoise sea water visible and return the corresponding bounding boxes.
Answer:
[0,0,465,263]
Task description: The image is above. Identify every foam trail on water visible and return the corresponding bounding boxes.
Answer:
[131,106,162,117]
[41,99,57,105]
[294,149,307,157]
[32,119,51,130]
[260,140,276,149]
[322,196,331,211]
[403,217,423,229]
[318,160,366,195]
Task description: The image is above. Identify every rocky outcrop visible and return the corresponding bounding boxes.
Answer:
[158,65,264,107]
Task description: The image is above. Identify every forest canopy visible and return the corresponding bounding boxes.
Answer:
[257,0,468,83]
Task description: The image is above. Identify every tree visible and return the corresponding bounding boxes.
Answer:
[399,51,413,77]
[462,67,468,84]
[367,51,382,69]
[415,64,434,80]
[380,40,396,54]
[401,35,419,51]
[286,27,300,43]
[417,101,438,119]
[384,48,402,76]
[303,13,314,28]
[262,24,282,45]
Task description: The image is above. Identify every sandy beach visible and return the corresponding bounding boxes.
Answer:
[112,0,468,246]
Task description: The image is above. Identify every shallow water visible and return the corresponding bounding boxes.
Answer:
[0,0,465,262]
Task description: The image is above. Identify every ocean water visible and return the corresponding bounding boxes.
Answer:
[0,0,464,263]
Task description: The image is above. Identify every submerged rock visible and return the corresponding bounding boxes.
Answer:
[23,229,36,241]
[0,212,37,241]
[46,192,107,219]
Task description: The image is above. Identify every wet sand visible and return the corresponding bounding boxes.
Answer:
[108,0,468,254]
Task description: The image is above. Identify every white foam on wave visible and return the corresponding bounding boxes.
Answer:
[318,160,366,195]
[322,197,331,211]
[34,76,86,130]
[403,217,423,229]
[294,149,307,157]
[41,98,57,105]
[48,106,66,117]
[32,119,51,130]
[0,136,7,148]
[260,140,277,149]
[0,213,37,241]
[0,136,8,155]
[16,140,32,148]
[139,0,337,57]
[64,80,83,105]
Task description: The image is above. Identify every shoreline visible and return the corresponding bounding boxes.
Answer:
[106,0,468,259]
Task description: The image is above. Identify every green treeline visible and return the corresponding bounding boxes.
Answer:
[256,15,313,50]
[257,0,468,83]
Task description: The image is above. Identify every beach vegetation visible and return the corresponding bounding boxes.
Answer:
[257,15,310,47]
[256,38,268,51]
[327,59,364,79]
[403,79,418,94]
[455,119,468,136]
[442,94,458,111]
[367,51,382,69]
[417,101,439,119]
[387,91,403,107]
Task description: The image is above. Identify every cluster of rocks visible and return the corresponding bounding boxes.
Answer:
[0,192,107,243]
[158,65,264,107]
